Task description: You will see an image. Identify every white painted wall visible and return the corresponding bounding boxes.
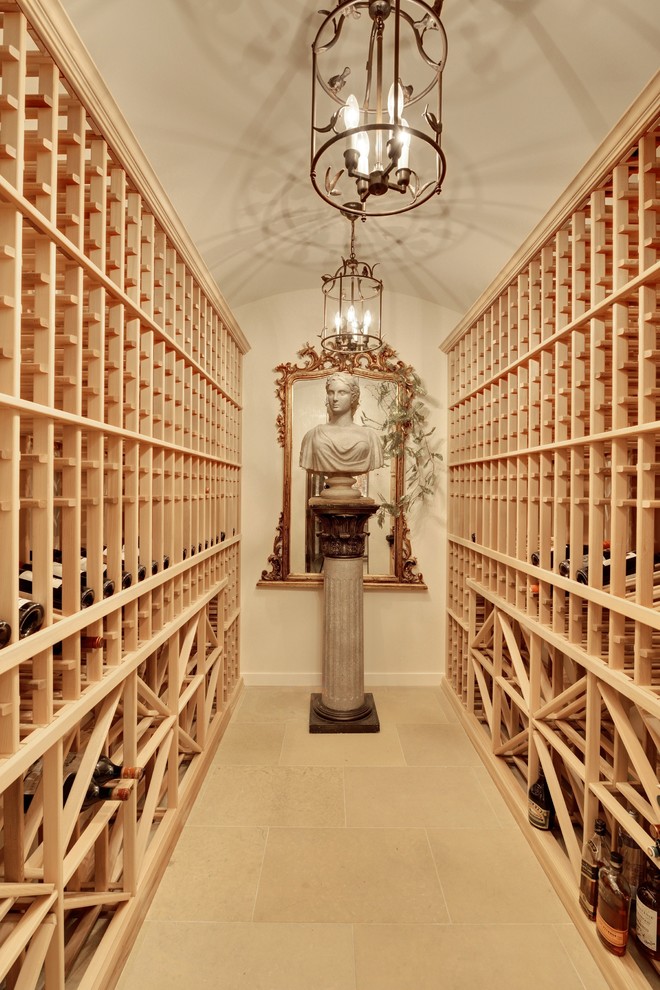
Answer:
[234,288,460,686]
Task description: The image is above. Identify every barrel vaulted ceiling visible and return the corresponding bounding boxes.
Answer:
[60,0,660,325]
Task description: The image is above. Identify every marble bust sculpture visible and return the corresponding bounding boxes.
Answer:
[299,372,383,499]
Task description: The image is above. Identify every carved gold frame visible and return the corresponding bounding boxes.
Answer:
[258,343,426,589]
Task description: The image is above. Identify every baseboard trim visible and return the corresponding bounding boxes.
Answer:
[241,672,444,687]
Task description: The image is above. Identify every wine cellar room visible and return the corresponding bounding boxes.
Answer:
[0,0,659,988]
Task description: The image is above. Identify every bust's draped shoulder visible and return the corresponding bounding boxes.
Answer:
[300,424,384,474]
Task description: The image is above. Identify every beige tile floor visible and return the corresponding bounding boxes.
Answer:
[116,686,608,990]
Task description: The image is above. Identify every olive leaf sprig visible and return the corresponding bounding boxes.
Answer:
[361,366,442,527]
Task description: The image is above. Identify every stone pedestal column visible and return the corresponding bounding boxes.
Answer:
[309,497,380,733]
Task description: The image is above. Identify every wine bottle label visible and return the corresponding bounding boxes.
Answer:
[636,897,658,951]
[581,861,599,880]
[579,887,597,918]
[579,860,599,917]
[20,570,63,589]
[52,560,87,576]
[528,799,551,829]
[596,911,628,948]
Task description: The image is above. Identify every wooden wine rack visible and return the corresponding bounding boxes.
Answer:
[0,2,248,988]
[442,74,660,989]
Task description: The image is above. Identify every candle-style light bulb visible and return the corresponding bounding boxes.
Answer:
[356,131,370,173]
[387,81,404,123]
[344,93,360,130]
[364,310,372,330]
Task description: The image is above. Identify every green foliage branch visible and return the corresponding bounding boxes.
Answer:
[361,362,443,526]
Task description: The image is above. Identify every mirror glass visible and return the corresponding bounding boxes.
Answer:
[258,344,426,589]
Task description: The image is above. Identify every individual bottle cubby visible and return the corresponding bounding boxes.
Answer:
[0,3,248,987]
[443,84,660,986]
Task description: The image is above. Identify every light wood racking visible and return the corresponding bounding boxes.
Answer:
[0,2,248,987]
[442,75,660,989]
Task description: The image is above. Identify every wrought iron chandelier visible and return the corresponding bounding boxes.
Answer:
[320,210,383,353]
[311,0,447,218]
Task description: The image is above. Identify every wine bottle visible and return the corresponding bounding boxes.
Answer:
[23,758,42,809]
[18,598,45,637]
[151,560,158,575]
[75,565,113,600]
[53,635,104,656]
[24,751,87,810]
[81,780,132,809]
[0,620,11,647]
[23,752,138,811]
[137,562,147,581]
[92,755,144,784]
[560,548,611,578]
[531,544,571,568]
[163,555,170,569]
[53,550,106,585]
[636,826,660,960]
[576,551,633,585]
[82,636,104,650]
[20,566,94,610]
[620,809,645,926]
[576,550,660,586]
[528,766,555,830]
[79,549,129,595]
[579,818,610,920]
[542,542,610,575]
[597,851,631,955]
[98,547,133,588]
[79,586,94,608]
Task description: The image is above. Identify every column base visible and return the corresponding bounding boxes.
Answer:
[309,693,380,734]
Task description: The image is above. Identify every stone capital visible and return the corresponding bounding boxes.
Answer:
[309,498,379,560]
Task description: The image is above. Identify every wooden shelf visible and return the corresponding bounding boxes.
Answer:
[0,2,248,988]
[442,75,660,989]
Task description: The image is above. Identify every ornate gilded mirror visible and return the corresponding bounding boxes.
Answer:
[258,343,427,588]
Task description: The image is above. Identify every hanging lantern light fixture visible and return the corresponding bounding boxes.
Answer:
[311,0,447,218]
[320,210,383,353]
